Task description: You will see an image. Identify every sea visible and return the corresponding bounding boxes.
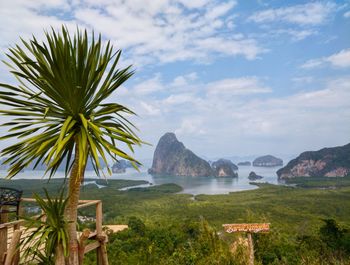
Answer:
[0,165,285,195]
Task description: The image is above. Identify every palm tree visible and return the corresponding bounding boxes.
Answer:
[22,188,69,265]
[0,26,143,264]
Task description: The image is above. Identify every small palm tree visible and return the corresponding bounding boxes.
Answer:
[22,189,68,265]
[0,26,143,264]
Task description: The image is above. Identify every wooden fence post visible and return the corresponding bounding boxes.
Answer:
[247,233,254,265]
[12,223,20,265]
[95,201,109,265]
[4,230,21,265]
[0,208,8,265]
[96,201,103,265]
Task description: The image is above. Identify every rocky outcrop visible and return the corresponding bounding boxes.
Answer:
[212,159,238,177]
[253,155,283,167]
[277,143,350,179]
[238,161,251,166]
[248,171,263,180]
[112,160,133,173]
[148,133,213,177]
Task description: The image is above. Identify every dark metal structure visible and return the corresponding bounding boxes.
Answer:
[0,187,22,220]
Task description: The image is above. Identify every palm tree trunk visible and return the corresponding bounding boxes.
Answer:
[66,144,86,265]
[55,244,65,265]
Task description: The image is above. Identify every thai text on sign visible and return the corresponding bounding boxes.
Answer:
[222,223,270,233]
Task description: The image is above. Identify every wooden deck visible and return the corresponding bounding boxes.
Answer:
[0,199,113,265]
[103,225,128,233]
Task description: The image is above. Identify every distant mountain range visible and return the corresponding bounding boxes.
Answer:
[0,156,107,172]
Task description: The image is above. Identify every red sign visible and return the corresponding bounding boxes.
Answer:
[223,223,270,233]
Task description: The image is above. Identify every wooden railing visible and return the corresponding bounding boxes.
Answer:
[0,198,108,265]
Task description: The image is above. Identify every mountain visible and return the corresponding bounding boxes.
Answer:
[237,161,251,166]
[212,159,238,177]
[277,143,350,179]
[253,155,283,167]
[148,133,213,177]
[112,160,133,173]
[248,171,263,180]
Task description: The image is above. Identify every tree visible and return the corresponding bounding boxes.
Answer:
[0,26,143,264]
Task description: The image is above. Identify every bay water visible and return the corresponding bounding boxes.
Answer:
[1,165,283,195]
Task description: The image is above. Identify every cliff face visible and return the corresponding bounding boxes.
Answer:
[148,133,213,177]
[212,159,238,177]
[277,143,350,179]
[253,155,283,167]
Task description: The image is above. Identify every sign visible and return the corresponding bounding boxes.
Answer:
[222,223,270,233]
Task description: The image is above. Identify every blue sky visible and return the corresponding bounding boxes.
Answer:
[0,0,349,160]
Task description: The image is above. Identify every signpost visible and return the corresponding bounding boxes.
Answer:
[222,223,270,265]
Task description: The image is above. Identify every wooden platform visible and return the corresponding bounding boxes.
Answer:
[0,199,112,265]
[103,225,128,233]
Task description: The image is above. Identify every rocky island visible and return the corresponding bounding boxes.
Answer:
[277,143,350,179]
[148,133,213,177]
[237,161,251,166]
[212,159,238,177]
[248,171,263,180]
[253,155,283,167]
[112,160,133,173]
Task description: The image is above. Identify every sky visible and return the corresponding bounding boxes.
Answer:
[0,0,349,160]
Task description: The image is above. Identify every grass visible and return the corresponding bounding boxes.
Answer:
[285,176,350,188]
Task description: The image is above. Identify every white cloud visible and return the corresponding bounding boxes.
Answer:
[301,48,350,69]
[178,0,210,9]
[121,73,350,157]
[206,77,272,96]
[248,2,337,25]
[175,118,206,136]
[344,11,350,18]
[140,101,161,116]
[300,59,324,69]
[292,76,314,84]
[246,2,336,42]
[171,72,198,87]
[205,1,237,20]
[254,28,318,42]
[327,49,350,67]
[132,74,164,95]
[0,1,75,49]
[196,37,264,60]
[203,76,350,154]
[0,0,265,69]
[274,29,317,41]
[163,93,198,105]
[73,0,263,65]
